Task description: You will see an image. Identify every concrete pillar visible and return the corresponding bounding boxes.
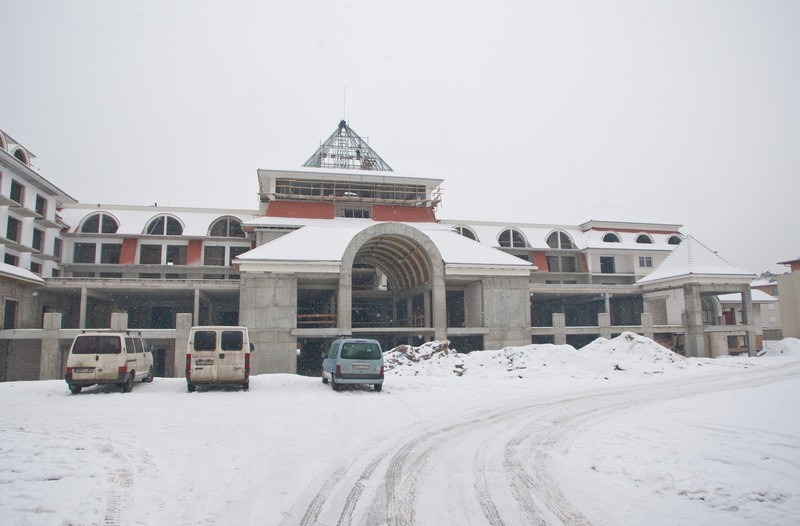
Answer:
[337,271,352,335]
[640,312,654,339]
[741,286,756,357]
[552,312,566,345]
[432,279,447,341]
[110,313,128,331]
[174,313,192,378]
[597,312,611,339]
[683,283,707,358]
[604,293,611,313]
[193,289,201,325]
[79,287,88,329]
[38,313,62,380]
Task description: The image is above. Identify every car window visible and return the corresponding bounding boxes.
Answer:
[221,331,243,351]
[193,331,217,351]
[134,338,144,353]
[125,337,135,353]
[327,344,339,359]
[72,336,121,355]
[340,342,381,360]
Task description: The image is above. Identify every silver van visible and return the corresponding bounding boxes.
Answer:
[186,326,252,392]
[321,337,384,392]
[65,332,154,394]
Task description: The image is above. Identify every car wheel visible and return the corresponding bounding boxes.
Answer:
[374,384,382,392]
[144,366,154,383]
[187,383,196,393]
[242,380,249,391]
[322,373,328,384]
[69,384,82,394]
[122,374,134,393]
[331,376,340,391]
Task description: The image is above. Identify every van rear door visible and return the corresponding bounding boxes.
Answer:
[70,335,122,381]
[217,330,246,382]
[190,330,218,382]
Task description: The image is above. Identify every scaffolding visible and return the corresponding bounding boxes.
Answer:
[303,120,393,172]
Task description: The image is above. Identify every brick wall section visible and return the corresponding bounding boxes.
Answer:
[119,238,138,264]
[186,239,203,265]
[265,201,335,219]
[372,205,436,223]
[532,251,549,272]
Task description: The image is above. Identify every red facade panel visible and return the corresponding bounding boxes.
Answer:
[532,252,549,272]
[372,205,436,223]
[186,239,203,265]
[265,201,335,219]
[119,238,138,265]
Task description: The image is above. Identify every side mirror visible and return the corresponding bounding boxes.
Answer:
[249,343,255,352]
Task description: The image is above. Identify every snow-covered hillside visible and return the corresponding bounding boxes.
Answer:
[2,334,799,525]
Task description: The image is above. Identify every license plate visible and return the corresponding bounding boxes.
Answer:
[353,364,369,370]
[73,367,94,373]
[196,359,214,366]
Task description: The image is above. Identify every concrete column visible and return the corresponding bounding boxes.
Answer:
[337,271,352,335]
[432,278,447,341]
[640,312,654,339]
[174,313,193,378]
[110,313,128,331]
[597,312,611,339]
[38,313,62,380]
[741,286,756,357]
[683,283,706,358]
[79,287,88,329]
[604,293,611,313]
[552,312,566,345]
[193,289,201,325]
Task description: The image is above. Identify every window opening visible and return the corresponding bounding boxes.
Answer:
[499,228,527,248]
[547,230,574,249]
[602,232,621,243]
[636,234,654,244]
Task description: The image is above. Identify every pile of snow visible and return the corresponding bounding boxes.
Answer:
[760,337,800,356]
[579,331,688,374]
[385,333,690,379]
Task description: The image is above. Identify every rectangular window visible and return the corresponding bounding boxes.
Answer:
[100,244,122,264]
[204,246,225,266]
[600,256,615,274]
[51,268,61,278]
[35,194,47,217]
[343,208,370,218]
[166,245,187,265]
[10,180,24,205]
[4,253,19,266]
[139,244,162,265]
[73,242,97,263]
[6,216,21,242]
[228,246,249,265]
[561,256,577,273]
[546,256,560,272]
[30,261,42,275]
[53,237,63,260]
[638,256,653,267]
[32,228,44,251]
[4,299,18,330]
[139,273,161,279]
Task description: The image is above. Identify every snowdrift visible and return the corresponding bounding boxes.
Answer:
[760,337,800,356]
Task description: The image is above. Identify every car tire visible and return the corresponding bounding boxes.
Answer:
[122,374,134,393]
[144,366,154,383]
[322,374,328,384]
[374,384,382,392]
[331,376,340,391]
[187,383,196,393]
[69,384,82,394]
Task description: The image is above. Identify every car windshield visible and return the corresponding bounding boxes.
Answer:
[340,342,381,360]
[72,336,121,355]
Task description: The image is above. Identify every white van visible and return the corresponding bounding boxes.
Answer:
[186,326,252,392]
[65,332,154,394]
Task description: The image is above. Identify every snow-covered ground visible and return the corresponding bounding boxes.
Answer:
[2,333,799,526]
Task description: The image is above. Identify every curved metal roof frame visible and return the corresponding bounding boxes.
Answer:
[354,234,432,291]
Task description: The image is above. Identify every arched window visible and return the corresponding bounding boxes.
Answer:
[13,147,30,165]
[498,228,527,248]
[453,225,478,241]
[209,217,245,238]
[80,213,119,234]
[0,132,7,151]
[602,232,621,243]
[636,234,654,244]
[146,215,183,236]
[546,230,574,249]
[668,235,682,245]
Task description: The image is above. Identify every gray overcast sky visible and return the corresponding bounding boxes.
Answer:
[2,0,799,274]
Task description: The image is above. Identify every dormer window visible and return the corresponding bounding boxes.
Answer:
[13,147,30,166]
[602,232,621,243]
[209,217,245,238]
[146,215,183,236]
[546,230,574,249]
[668,235,682,245]
[453,226,478,241]
[499,228,527,248]
[636,234,654,244]
[80,213,119,234]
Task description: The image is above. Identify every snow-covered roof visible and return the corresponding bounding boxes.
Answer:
[59,204,258,237]
[717,289,778,304]
[637,236,755,285]
[567,202,682,229]
[238,218,532,269]
[0,262,44,285]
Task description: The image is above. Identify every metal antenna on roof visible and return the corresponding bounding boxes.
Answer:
[343,86,347,122]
